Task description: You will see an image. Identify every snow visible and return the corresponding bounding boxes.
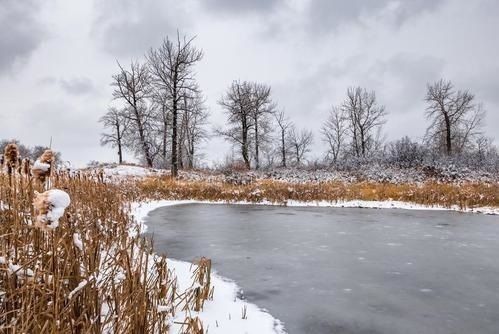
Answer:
[99,164,166,180]
[167,259,285,334]
[8,263,34,278]
[44,189,71,229]
[32,159,50,172]
[73,233,83,251]
[68,277,92,299]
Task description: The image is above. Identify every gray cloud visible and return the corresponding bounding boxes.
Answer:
[59,77,94,95]
[202,0,284,15]
[0,0,46,74]
[91,0,188,57]
[11,100,107,164]
[37,76,58,85]
[306,0,445,33]
[365,54,445,113]
[37,76,95,95]
[1,0,498,166]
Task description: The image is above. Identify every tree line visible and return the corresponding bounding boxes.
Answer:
[101,32,497,175]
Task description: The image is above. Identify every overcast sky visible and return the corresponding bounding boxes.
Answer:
[1,0,498,167]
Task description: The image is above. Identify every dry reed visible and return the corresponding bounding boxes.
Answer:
[137,177,499,210]
[0,145,213,333]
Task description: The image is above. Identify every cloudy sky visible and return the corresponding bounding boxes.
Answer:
[1,0,498,167]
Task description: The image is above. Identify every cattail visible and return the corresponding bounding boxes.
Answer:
[33,189,70,230]
[21,158,31,176]
[3,143,19,174]
[32,149,54,184]
[40,149,54,165]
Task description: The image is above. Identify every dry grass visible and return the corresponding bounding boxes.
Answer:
[0,159,209,332]
[138,177,499,209]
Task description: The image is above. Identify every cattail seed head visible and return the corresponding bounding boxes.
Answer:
[33,189,70,230]
[3,143,19,174]
[32,149,54,184]
[40,149,54,164]
[21,158,31,176]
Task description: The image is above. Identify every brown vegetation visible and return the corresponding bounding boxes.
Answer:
[138,177,499,210]
[0,155,210,333]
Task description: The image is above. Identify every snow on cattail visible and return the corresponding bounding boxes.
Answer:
[3,143,19,174]
[33,189,71,230]
[32,149,54,184]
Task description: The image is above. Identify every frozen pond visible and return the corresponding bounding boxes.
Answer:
[144,204,499,334]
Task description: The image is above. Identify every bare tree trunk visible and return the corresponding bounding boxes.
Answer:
[134,108,153,167]
[188,141,194,169]
[281,128,286,167]
[254,116,259,169]
[162,119,168,166]
[116,123,123,164]
[444,114,452,155]
[241,119,250,169]
[178,114,185,170]
[171,77,178,177]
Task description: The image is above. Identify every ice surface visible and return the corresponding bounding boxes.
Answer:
[145,203,499,334]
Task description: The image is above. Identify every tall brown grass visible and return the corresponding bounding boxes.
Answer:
[0,155,210,333]
[138,177,499,210]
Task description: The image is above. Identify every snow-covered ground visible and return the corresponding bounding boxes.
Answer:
[100,164,166,179]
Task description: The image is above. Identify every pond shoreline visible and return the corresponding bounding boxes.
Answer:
[133,199,498,234]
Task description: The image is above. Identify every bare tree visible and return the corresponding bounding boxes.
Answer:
[217,80,254,169]
[425,79,484,155]
[288,127,313,166]
[147,32,203,177]
[100,107,129,164]
[322,106,348,164]
[342,87,387,158]
[182,91,209,168]
[250,83,276,169]
[111,60,155,167]
[274,110,291,167]
[149,87,172,168]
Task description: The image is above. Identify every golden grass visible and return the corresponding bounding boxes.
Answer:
[138,177,499,209]
[0,166,209,332]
